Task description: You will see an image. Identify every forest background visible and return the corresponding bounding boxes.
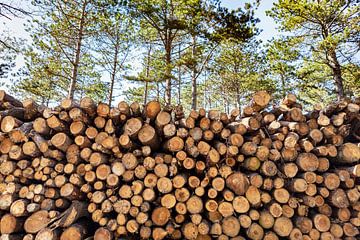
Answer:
[0,0,359,112]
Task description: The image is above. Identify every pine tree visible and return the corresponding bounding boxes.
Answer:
[211,39,275,109]
[21,0,108,101]
[268,0,360,99]
[95,3,134,106]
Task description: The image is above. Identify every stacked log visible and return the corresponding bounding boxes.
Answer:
[0,89,359,240]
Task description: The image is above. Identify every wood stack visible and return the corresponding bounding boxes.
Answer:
[0,89,359,240]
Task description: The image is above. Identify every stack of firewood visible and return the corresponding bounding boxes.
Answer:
[0,89,359,240]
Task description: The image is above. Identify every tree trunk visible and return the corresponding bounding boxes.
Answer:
[203,69,207,109]
[67,0,87,100]
[191,35,197,110]
[234,65,240,109]
[280,70,286,98]
[236,86,241,109]
[46,79,55,106]
[328,49,344,100]
[226,95,230,114]
[156,81,160,101]
[144,82,148,104]
[222,87,226,113]
[165,42,172,106]
[144,45,152,105]
[108,42,119,107]
[178,44,181,105]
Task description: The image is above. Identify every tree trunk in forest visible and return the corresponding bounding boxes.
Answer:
[226,95,229,114]
[178,44,181,105]
[191,36,197,110]
[234,65,240,109]
[67,0,87,100]
[280,68,286,98]
[328,49,344,100]
[209,82,212,109]
[108,43,119,107]
[165,42,172,106]
[222,87,226,113]
[144,45,152,105]
[236,87,241,109]
[156,81,160,101]
[203,69,207,109]
[144,82,148,104]
[46,79,55,106]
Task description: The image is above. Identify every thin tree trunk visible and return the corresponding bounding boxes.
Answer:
[46,79,55,107]
[108,43,119,107]
[144,82,148,104]
[178,44,181,105]
[209,82,212,109]
[280,71,286,98]
[203,68,207,109]
[328,49,344,100]
[191,35,197,110]
[165,41,172,106]
[156,81,160,102]
[226,95,229,114]
[236,86,241,109]
[67,0,87,100]
[144,45,152,105]
[234,65,240,109]
[163,84,166,103]
[223,98,226,113]
[222,86,226,112]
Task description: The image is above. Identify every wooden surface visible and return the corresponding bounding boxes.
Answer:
[0,91,359,239]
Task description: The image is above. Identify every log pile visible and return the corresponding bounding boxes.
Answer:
[0,89,359,240]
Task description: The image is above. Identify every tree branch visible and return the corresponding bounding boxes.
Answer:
[0,2,30,19]
[0,39,19,52]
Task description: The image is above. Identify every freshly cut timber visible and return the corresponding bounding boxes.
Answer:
[0,90,359,239]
